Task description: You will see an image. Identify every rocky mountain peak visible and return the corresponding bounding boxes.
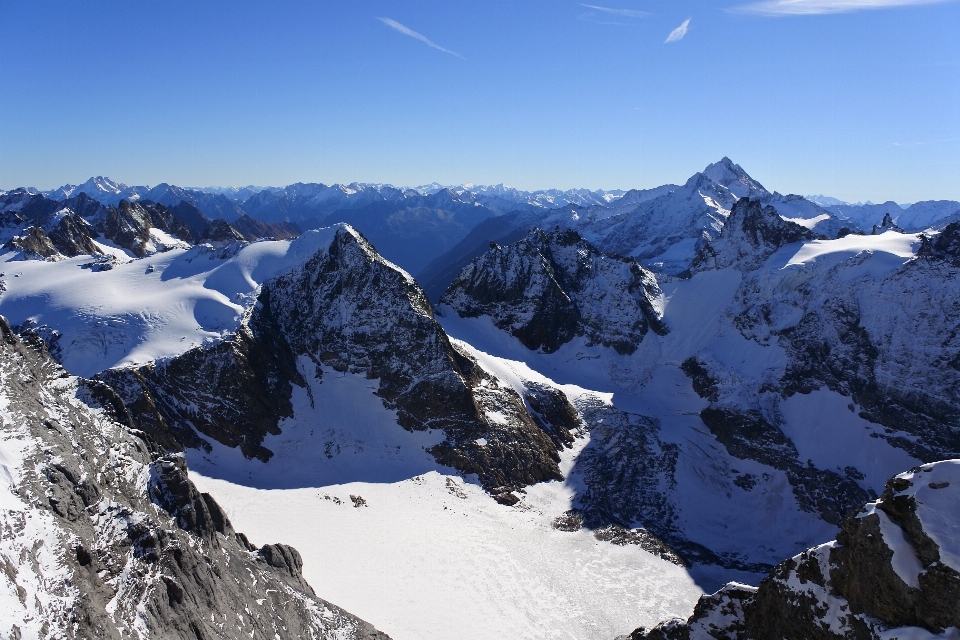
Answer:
[918,221,960,266]
[702,157,769,198]
[690,197,819,272]
[441,227,666,355]
[630,460,960,639]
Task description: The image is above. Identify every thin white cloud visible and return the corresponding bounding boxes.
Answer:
[377,17,464,59]
[579,4,650,18]
[729,0,951,16]
[665,18,691,42]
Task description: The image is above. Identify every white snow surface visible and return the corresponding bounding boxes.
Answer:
[187,358,702,640]
[0,227,346,377]
[192,467,701,640]
[891,460,960,573]
[779,389,920,493]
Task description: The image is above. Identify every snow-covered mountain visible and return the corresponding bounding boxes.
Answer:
[0,315,390,639]
[3,162,959,639]
[429,210,959,584]
[0,190,296,265]
[631,459,960,639]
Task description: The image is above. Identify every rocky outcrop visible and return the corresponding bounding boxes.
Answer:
[441,228,667,354]
[690,197,819,273]
[699,408,870,526]
[104,226,568,495]
[231,213,301,240]
[733,251,960,462]
[919,221,960,267]
[99,290,306,461]
[3,225,60,259]
[0,316,392,640]
[627,460,960,640]
[48,211,102,256]
[267,226,564,494]
[202,218,246,244]
[100,199,154,256]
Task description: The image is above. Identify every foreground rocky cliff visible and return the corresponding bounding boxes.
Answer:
[0,316,390,639]
[627,460,960,640]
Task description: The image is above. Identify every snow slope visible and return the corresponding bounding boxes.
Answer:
[185,354,704,640]
[191,440,702,640]
[0,228,343,377]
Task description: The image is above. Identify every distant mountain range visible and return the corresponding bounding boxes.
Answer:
[5,164,958,283]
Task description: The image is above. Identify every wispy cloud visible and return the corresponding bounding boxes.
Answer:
[579,4,650,18]
[377,17,464,58]
[893,137,959,147]
[665,18,691,42]
[729,0,952,16]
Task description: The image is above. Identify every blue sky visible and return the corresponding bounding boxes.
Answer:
[1,0,957,202]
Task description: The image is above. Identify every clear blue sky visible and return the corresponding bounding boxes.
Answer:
[2,0,958,202]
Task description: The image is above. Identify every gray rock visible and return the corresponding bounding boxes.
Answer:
[0,315,392,640]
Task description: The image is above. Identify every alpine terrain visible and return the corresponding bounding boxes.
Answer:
[1,159,958,639]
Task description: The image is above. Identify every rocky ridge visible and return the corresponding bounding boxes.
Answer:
[627,460,960,640]
[0,190,294,262]
[0,316,390,639]
[102,225,575,499]
[441,227,667,354]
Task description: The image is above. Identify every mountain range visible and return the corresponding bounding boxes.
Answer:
[1,159,959,639]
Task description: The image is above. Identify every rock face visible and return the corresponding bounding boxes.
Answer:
[101,200,156,257]
[699,408,870,527]
[690,197,819,273]
[3,225,61,259]
[0,191,284,261]
[48,212,102,256]
[0,316,392,640]
[628,460,960,640]
[104,226,569,496]
[441,228,667,354]
[919,221,960,267]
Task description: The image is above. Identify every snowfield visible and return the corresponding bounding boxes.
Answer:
[187,359,702,640]
[0,229,342,377]
[191,451,702,640]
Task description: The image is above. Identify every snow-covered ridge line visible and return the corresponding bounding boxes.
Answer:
[0,224,352,376]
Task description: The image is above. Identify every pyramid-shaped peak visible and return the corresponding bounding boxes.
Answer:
[701,158,768,198]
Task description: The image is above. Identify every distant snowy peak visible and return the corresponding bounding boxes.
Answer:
[806,194,848,207]
[701,156,769,199]
[415,182,627,209]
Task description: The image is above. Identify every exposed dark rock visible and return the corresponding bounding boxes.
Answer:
[167,200,213,240]
[691,197,819,272]
[202,218,246,244]
[0,315,393,639]
[99,287,306,461]
[441,227,667,354]
[48,212,102,256]
[630,461,960,640]
[680,357,719,402]
[919,221,960,267]
[571,398,769,572]
[100,199,154,256]
[148,201,204,242]
[3,226,60,259]
[231,213,301,240]
[700,407,870,525]
[103,227,567,494]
